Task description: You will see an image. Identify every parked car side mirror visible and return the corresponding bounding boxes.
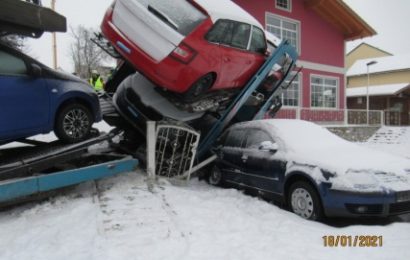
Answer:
[29,63,42,77]
[259,141,278,153]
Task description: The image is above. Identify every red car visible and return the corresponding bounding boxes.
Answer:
[101,0,271,100]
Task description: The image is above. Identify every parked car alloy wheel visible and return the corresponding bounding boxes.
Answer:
[288,181,323,220]
[55,103,93,143]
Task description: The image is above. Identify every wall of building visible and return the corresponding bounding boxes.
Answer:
[234,0,345,67]
[348,70,410,87]
[299,68,345,109]
[234,0,346,112]
[346,44,391,69]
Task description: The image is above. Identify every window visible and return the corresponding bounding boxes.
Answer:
[276,73,300,107]
[225,129,246,148]
[139,0,206,36]
[276,0,291,11]
[206,20,251,50]
[0,50,27,75]
[230,23,251,49]
[310,76,338,108]
[249,26,267,54]
[206,20,230,43]
[245,130,272,149]
[266,13,299,52]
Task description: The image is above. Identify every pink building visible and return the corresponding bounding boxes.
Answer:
[233,0,375,124]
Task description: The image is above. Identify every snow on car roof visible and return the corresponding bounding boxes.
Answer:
[193,0,263,28]
[235,119,410,192]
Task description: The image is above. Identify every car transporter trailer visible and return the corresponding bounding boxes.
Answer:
[0,2,299,206]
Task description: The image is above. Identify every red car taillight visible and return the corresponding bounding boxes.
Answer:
[170,43,197,64]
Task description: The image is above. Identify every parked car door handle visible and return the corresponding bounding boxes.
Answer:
[223,57,230,62]
[241,154,248,162]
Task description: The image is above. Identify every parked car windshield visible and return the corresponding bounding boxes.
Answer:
[136,0,207,36]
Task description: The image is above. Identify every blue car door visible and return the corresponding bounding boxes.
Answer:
[218,128,247,187]
[242,129,286,196]
[0,49,49,140]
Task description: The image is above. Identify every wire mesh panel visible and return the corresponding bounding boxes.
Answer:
[155,122,200,180]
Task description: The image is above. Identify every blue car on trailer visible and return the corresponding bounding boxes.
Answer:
[0,42,101,145]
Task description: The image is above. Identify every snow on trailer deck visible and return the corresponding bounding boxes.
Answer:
[0,124,410,259]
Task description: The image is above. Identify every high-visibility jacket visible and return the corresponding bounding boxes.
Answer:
[89,76,104,91]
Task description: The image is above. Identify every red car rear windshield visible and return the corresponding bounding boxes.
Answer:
[137,0,207,36]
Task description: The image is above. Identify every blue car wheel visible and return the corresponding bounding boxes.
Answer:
[55,103,93,143]
[288,181,323,221]
[208,165,223,186]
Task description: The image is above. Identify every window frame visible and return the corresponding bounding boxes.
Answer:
[265,12,301,54]
[278,72,302,108]
[310,74,339,110]
[275,0,292,12]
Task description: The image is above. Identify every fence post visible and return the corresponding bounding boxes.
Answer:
[344,109,348,125]
[296,107,301,120]
[381,111,385,126]
[146,121,156,191]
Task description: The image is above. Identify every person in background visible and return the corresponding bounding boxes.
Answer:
[89,70,104,92]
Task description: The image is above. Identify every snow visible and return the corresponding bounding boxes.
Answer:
[194,0,263,28]
[1,122,410,259]
[347,53,410,76]
[1,121,113,149]
[346,83,410,97]
[362,126,410,160]
[1,172,409,260]
[247,119,410,192]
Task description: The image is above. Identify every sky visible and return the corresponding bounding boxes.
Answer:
[27,0,410,72]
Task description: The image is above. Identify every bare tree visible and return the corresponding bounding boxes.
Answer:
[69,25,108,79]
[0,35,26,50]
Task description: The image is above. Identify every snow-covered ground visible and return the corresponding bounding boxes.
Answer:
[1,125,410,260]
[362,126,410,159]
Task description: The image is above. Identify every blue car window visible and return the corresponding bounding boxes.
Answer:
[245,129,272,149]
[0,50,27,75]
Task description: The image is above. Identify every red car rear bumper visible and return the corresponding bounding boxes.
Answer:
[101,9,201,93]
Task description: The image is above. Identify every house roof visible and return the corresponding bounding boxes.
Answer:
[346,83,410,97]
[347,54,410,76]
[305,0,376,41]
[346,42,393,57]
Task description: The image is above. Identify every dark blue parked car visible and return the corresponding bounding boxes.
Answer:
[0,43,101,145]
[208,119,410,220]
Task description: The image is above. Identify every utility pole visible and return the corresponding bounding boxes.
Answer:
[366,60,377,125]
[51,0,57,69]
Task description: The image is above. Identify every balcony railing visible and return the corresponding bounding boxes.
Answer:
[274,108,399,126]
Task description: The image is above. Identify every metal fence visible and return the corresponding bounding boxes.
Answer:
[275,108,387,125]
